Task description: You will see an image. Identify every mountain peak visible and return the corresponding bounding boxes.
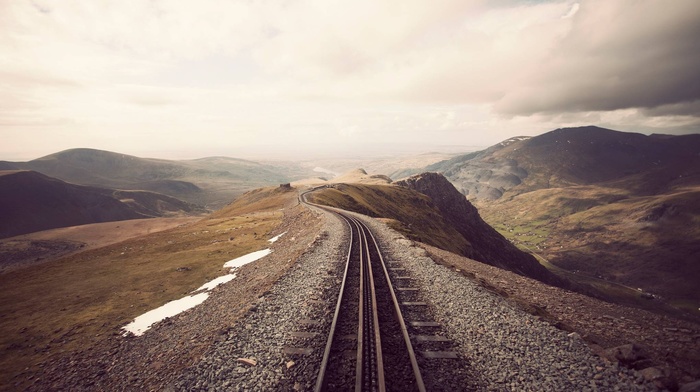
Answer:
[396,172,567,287]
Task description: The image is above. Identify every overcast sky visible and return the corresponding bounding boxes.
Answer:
[1,0,699,161]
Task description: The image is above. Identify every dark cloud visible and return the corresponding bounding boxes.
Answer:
[496,0,700,116]
[641,100,700,118]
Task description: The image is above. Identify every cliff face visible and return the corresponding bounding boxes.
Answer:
[396,172,566,287]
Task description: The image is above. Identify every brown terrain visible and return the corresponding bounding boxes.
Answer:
[422,244,700,388]
[0,185,306,390]
[407,126,700,315]
[0,175,698,389]
[0,217,200,273]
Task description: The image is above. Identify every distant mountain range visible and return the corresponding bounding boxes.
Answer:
[0,170,203,239]
[404,126,700,311]
[0,148,316,209]
[395,126,700,200]
[2,127,698,313]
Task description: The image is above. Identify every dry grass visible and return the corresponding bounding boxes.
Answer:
[308,183,470,255]
[0,186,296,390]
[475,184,700,315]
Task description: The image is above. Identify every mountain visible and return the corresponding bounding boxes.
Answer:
[0,170,202,239]
[307,171,567,288]
[395,173,566,287]
[418,126,700,200]
[1,148,316,209]
[413,126,700,313]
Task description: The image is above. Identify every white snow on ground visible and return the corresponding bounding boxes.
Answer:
[223,249,271,269]
[268,231,286,243]
[122,293,209,336]
[195,273,237,292]
[122,235,280,336]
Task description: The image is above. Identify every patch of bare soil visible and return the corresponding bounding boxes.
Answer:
[0,217,201,272]
[421,243,700,387]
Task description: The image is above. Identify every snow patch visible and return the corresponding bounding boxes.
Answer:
[123,234,282,336]
[196,273,237,292]
[224,249,271,269]
[122,293,209,336]
[268,231,287,243]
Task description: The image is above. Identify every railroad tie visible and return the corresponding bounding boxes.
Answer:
[421,351,459,359]
[298,318,322,326]
[409,321,441,327]
[414,335,450,342]
[289,331,318,339]
[282,347,314,355]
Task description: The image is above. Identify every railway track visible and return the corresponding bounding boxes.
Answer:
[301,190,425,392]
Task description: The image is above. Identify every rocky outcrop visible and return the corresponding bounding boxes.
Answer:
[396,172,566,287]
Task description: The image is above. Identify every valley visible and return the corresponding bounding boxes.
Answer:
[405,126,700,315]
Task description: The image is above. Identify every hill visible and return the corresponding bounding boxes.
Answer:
[1,149,316,209]
[0,183,309,390]
[413,127,700,314]
[418,126,700,200]
[306,172,566,288]
[0,170,202,239]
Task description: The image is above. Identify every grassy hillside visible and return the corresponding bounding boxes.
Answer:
[307,177,567,289]
[415,127,700,316]
[0,185,298,390]
[307,184,471,255]
[476,184,700,313]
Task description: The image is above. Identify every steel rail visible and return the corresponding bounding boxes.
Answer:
[353,213,385,392]
[312,207,354,392]
[363,217,426,392]
[302,189,424,392]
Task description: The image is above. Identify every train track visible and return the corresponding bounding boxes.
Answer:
[301,190,426,392]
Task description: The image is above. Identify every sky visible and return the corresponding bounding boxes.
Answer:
[1,0,699,161]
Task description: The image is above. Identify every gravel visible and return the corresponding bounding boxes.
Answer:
[174,204,349,391]
[356,211,662,392]
[19,191,682,391]
[175,203,663,391]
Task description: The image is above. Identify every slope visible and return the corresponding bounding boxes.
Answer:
[306,172,567,288]
[0,170,202,239]
[418,126,700,313]
[0,184,308,390]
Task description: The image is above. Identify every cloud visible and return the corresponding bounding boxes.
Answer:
[495,0,700,116]
[0,0,697,161]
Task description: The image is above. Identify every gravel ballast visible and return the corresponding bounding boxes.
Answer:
[176,203,662,390]
[175,204,348,391]
[26,198,675,390]
[357,212,661,392]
